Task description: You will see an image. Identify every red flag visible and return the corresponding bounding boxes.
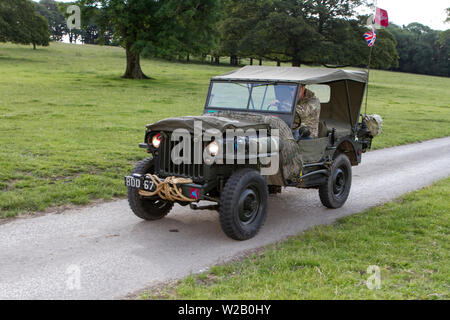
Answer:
[374,8,389,28]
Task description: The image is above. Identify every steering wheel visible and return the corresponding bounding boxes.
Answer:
[265,100,280,111]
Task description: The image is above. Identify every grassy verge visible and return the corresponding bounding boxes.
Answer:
[142,179,450,300]
[0,42,449,218]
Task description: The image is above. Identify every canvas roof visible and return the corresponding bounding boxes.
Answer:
[212,66,368,84]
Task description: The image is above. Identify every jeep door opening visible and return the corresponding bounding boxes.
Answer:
[125,66,380,241]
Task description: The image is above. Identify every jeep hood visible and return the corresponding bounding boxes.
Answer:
[147,114,270,133]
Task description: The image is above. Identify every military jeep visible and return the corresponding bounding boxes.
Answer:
[125,66,379,241]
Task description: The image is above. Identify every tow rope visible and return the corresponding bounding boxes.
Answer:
[138,174,196,202]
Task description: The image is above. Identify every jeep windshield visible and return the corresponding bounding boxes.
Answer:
[206,82,298,114]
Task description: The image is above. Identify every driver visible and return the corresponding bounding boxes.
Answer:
[293,86,321,139]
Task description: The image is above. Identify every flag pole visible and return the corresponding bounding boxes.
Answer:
[364,0,377,117]
[364,46,373,116]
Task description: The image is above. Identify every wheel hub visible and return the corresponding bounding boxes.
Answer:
[333,168,346,197]
[238,187,260,225]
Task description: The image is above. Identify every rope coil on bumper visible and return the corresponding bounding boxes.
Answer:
[138,174,195,202]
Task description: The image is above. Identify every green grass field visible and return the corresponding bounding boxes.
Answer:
[0,42,449,218]
[142,178,450,300]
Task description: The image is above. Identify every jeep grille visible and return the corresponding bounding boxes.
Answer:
[158,132,205,182]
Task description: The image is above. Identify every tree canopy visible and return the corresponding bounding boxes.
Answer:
[0,0,49,49]
[19,0,446,77]
[388,23,449,77]
[35,0,67,42]
[79,0,221,79]
[215,0,398,69]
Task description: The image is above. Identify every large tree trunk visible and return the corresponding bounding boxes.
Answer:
[259,58,262,66]
[250,58,253,65]
[123,43,149,79]
[292,58,301,67]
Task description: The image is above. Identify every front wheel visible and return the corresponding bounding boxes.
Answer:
[319,154,352,209]
[219,169,269,241]
[127,158,174,220]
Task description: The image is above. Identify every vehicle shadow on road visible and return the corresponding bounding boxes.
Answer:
[128,189,334,249]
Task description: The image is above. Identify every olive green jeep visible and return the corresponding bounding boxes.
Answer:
[125,66,381,240]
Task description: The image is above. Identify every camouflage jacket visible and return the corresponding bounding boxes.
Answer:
[294,90,321,138]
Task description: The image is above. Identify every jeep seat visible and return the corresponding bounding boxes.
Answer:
[319,119,352,139]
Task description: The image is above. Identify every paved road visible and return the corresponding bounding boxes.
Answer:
[0,137,449,299]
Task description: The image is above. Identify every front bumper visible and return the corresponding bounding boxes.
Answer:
[125,174,207,202]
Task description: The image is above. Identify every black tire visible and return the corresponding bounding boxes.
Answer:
[319,154,352,209]
[127,158,174,220]
[219,169,268,241]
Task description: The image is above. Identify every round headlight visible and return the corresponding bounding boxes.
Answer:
[207,141,220,157]
[152,134,162,149]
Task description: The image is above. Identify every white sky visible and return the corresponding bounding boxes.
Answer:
[360,0,449,30]
[36,0,450,31]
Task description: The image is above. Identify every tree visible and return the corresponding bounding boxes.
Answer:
[81,0,220,79]
[58,1,83,44]
[218,0,388,67]
[74,4,116,45]
[217,0,274,65]
[158,0,222,62]
[78,5,100,44]
[388,23,448,77]
[436,30,449,77]
[218,0,321,66]
[329,17,399,70]
[31,13,50,49]
[0,0,33,44]
[35,0,68,41]
[259,4,320,66]
[371,29,399,69]
[0,0,49,49]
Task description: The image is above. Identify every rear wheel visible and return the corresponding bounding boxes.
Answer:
[319,154,352,209]
[127,158,174,220]
[220,169,268,241]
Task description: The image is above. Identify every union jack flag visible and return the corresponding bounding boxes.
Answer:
[364,28,377,47]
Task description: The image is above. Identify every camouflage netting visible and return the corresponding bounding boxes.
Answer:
[364,114,383,137]
[205,111,303,182]
[147,115,268,133]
